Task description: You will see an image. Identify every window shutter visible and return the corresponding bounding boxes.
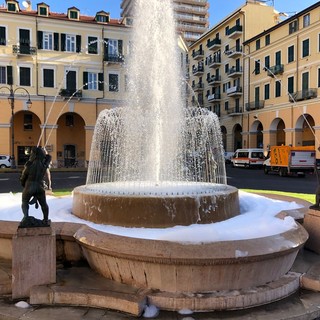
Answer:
[98,73,104,91]
[54,33,59,51]
[118,39,123,55]
[83,72,88,90]
[7,66,13,85]
[37,31,43,49]
[76,35,81,53]
[61,33,66,51]
[0,26,5,45]
[104,38,108,60]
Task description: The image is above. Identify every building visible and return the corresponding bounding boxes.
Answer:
[120,0,209,44]
[0,0,131,167]
[188,0,282,153]
[243,2,320,160]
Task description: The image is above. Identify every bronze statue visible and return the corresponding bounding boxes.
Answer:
[20,147,52,227]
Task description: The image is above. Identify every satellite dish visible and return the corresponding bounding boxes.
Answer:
[22,1,30,8]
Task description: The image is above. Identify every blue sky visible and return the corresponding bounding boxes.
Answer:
[44,0,318,26]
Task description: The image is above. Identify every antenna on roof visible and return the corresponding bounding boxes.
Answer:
[22,0,31,8]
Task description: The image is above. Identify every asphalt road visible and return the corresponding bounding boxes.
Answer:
[0,166,317,194]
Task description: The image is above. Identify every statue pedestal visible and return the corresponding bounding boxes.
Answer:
[304,207,320,254]
[12,226,56,299]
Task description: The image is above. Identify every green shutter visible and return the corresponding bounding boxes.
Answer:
[98,73,104,91]
[54,33,59,51]
[118,39,123,55]
[76,35,81,53]
[83,72,88,90]
[104,38,108,60]
[7,66,13,85]
[61,33,66,51]
[37,31,43,49]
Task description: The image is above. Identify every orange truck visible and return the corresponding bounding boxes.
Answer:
[263,145,315,177]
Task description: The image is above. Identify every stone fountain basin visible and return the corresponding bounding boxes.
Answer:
[74,222,308,294]
[72,182,240,228]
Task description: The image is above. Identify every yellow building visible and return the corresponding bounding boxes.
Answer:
[0,0,131,167]
[243,2,320,160]
[188,0,282,152]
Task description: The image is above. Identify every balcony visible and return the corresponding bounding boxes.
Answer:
[207,38,221,51]
[208,55,221,68]
[267,64,284,77]
[225,45,243,58]
[207,93,221,102]
[227,24,243,38]
[192,49,204,60]
[227,86,242,97]
[227,66,243,78]
[289,88,318,102]
[103,54,124,63]
[192,82,204,92]
[207,75,221,86]
[59,89,82,100]
[245,100,265,111]
[227,107,243,115]
[192,64,204,76]
[12,45,37,55]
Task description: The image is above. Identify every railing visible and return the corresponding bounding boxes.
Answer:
[207,75,221,84]
[192,49,204,59]
[227,66,243,76]
[207,93,221,101]
[192,65,204,74]
[227,107,243,114]
[267,64,284,77]
[289,88,318,102]
[245,100,265,111]
[103,54,124,63]
[192,83,204,91]
[225,45,243,57]
[227,25,243,36]
[227,86,242,95]
[12,45,37,55]
[207,55,221,66]
[59,89,82,99]
[207,38,221,49]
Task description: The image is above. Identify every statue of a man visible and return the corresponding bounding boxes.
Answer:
[20,147,52,226]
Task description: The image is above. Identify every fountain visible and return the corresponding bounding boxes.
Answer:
[72,0,308,312]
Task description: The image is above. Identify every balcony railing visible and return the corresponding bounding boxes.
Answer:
[192,83,204,92]
[227,107,243,115]
[227,86,242,96]
[207,55,221,68]
[289,88,318,102]
[59,89,82,99]
[227,25,243,38]
[103,54,124,63]
[192,49,204,60]
[227,66,243,77]
[267,64,284,77]
[207,93,221,102]
[225,45,243,58]
[192,64,204,75]
[245,100,265,111]
[12,45,37,55]
[207,75,221,86]
[207,38,221,50]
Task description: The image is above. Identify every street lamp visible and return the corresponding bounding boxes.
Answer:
[0,84,32,169]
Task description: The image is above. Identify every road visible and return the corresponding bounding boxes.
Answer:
[0,166,317,194]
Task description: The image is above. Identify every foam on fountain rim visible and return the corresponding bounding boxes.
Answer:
[78,181,234,197]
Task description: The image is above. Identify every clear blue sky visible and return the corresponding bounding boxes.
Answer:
[43,0,318,26]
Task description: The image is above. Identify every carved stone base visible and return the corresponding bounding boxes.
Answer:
[303,207,320,254]
[12,226,56,299]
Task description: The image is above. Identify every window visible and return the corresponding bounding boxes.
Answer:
[225,63,229,74]
[43,68,54,88]
[288,45,294,63]
[225,26,229,36]
[275,81,281,97]
[256,39,260,50]
[7,3,16,12]
[109,73,119,92]
[264,83,270,100]
[289,20,298,34]
[104,38,123,62]
[96,15,109,23]
[69,11,78,19]
[0,66,6,84]
[275,51,281,65]
[288,76,294,94]
[24,114,33,130]
[43,32,53,50]
[254,60,260,75]
[265,34,270,46]
[87,72,98,90]
[302,72,309,91]
[66,34,76,52]
[318,68,320,87]
[302,39,310,58]
[39,7,47,16]
[66,114,74,127]
[303,14,310,28]
[0,26,6,45]
[224,101,229,111]
[88,36,98,54]
[255,87,260,102]
[20,67,31,86]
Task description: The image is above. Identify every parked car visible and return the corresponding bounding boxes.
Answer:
[224,152,234,164]
[0,155,11,168]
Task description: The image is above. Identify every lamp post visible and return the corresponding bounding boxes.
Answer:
[0,84,32,169]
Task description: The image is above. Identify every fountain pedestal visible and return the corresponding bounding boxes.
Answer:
[12,226,56,299]
[303,207,320,254]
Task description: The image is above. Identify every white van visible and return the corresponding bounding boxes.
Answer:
[231,149,265,168]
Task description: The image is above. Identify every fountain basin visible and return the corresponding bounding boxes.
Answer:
[72,182,240,227]
[74,222,308,295]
